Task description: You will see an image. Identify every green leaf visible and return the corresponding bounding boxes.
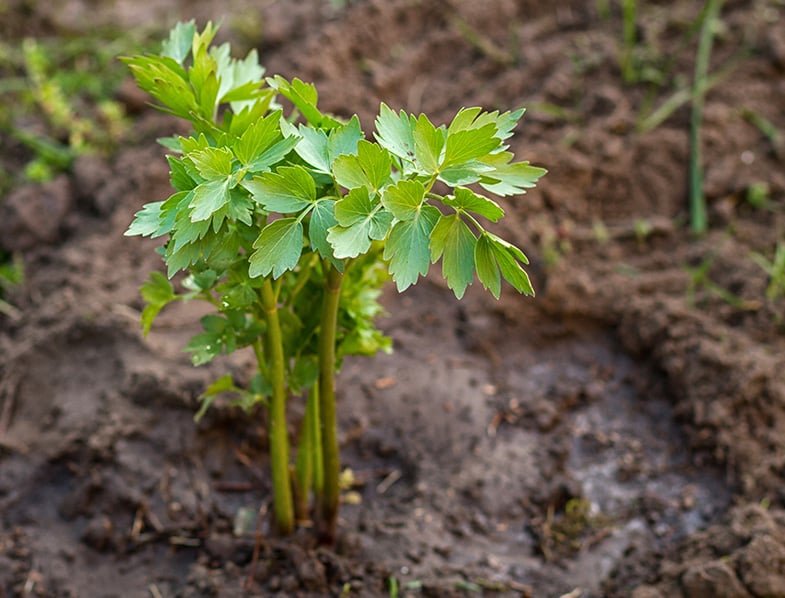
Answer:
[295,126,330,173]
[328,187,392,259]
[438,161,493,187]
[474,234,502,299]
[161,20,196,64]
[309,199,338,259]
[194,374,237,421]
[334,187,374,226]
[126,202,164,237]
[476,232,533,297]
[168,156,197,191]
[443,123,499,168]
[248,135,300,172]
[430,214,477,299]
[189,178,231,221]
[327,115,364,164]
[327,222,372,259]
[413,114,445,174]
[243,165,316,213]
[479,152,547,196]
[139,272,176,336]
[249,218,304,278]
[266,75,341,128]
[443,187,504,222]
[381,179,425,221]
[332,140,391,192]
[189,147,234,179]
[374,103,416,161]
[383,205,439,291]
[233,109,282,166]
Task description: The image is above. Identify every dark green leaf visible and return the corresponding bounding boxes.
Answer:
[309,199,337,259]
[474,234,501,299]
[430,214,476,299]
[443,123,499,168]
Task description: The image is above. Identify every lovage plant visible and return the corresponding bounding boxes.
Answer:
[123,21,545,542]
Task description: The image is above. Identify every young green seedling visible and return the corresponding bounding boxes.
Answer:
[123,21,545,542]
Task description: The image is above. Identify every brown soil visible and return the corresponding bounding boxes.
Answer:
[2,1,785,596]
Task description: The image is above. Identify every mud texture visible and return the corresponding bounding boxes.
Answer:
[2,0,785,596]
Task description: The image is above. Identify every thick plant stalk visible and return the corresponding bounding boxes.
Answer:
[317,263,343,543]
[260,280,295,535]
[689,0,723,235]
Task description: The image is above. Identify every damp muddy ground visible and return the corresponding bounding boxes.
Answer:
[1,1,785,596]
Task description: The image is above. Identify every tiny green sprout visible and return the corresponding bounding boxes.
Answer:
[122,21,545,542]
[750,243,785,301]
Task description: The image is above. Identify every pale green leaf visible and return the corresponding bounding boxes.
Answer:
[381,179,424,221]
[334,187,374,227]
[161,20,196,64]
[332,140,391,192]
[243,165,315,213]
[249,218,304,278]
[233,109,282,166]
[327,115,363,163]
[374,103,416,161]
[189,147,234,179]
[189,178,231,221]
[443,187,504,222]
[295,126,330,173]
[383,205,439,290]
[126,201,164,237]
[479,152,547,196]
[413,114,445,174]
[327,221,372,259]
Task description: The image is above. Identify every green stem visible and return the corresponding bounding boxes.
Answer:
[317,262,343,543]
[259,279,295,535]
[294,384,317,523]
[689,0,722,235]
